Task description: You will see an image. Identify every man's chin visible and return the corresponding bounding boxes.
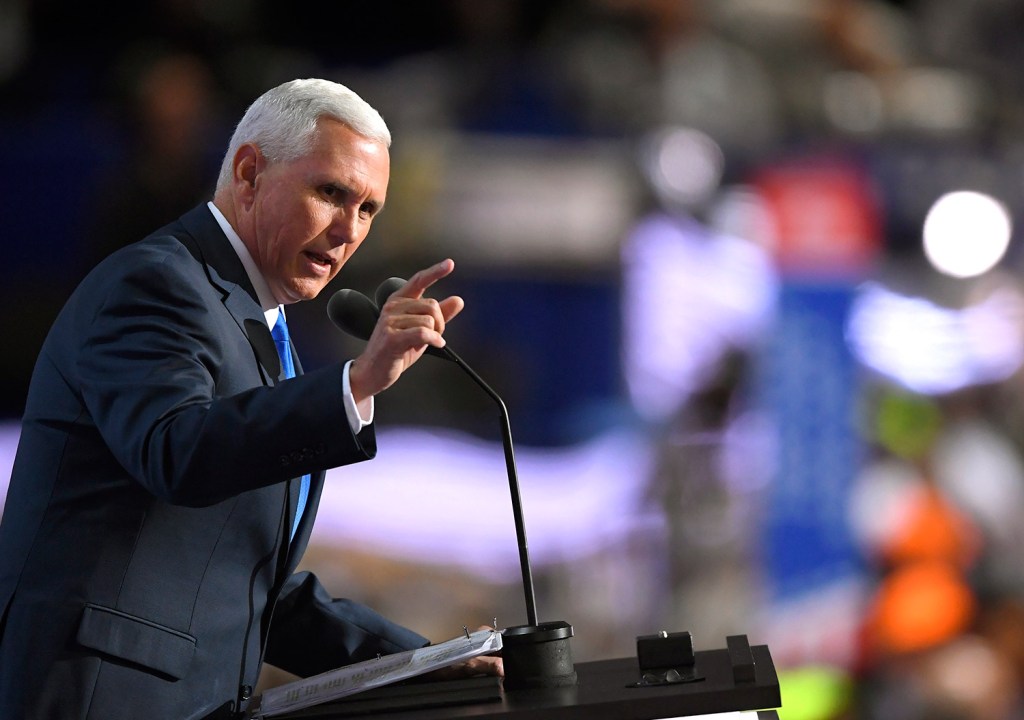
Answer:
[278,279,330,304]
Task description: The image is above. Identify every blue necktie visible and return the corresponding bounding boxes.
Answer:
[271,312,310,541]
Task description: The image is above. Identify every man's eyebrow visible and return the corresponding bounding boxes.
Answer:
[321,176,385,211]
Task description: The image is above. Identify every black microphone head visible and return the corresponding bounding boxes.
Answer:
[326,288,379,341]
[374,276,407,310]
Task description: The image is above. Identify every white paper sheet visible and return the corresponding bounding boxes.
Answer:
[252,628,503,718]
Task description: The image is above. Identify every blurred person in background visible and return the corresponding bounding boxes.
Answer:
[79,48,225,276]
[547,0,782,155]
[619,115,777,644]
[850,389,1024,719]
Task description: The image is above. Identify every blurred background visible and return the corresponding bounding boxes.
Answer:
[5,0,1024,717]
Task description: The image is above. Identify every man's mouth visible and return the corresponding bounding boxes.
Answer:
[304,250,334,268]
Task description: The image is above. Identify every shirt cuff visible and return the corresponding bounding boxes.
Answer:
[342,360,373,434]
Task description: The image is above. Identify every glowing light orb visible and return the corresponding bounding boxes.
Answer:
[923,191,1012,278]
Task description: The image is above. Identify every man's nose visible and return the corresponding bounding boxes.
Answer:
[328,207,360,246]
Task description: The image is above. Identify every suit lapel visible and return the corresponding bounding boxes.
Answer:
[176,205,280,386]
[176,205,325,562]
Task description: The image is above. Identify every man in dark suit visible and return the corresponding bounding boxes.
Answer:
[0,78,499,719]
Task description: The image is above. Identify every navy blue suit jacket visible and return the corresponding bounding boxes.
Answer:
[0,205,427,719]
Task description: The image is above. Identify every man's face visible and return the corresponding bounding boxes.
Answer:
[244,119,390,304]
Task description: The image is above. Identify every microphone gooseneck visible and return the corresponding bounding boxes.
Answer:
[326,282,540,628]
[433,344,539,628]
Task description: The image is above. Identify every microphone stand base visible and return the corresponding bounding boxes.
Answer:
[501,621,577,690]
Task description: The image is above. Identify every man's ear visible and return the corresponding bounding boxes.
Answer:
[234,144,263,207]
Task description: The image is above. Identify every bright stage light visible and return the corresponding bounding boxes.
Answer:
[922,191,1012,278]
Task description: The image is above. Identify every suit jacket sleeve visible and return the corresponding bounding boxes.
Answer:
[73,239,368,506]
[263,572,430,677]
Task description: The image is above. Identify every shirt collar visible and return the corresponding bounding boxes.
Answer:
[207,201,281,327]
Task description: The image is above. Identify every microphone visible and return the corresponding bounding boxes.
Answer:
[326,288,378,342]
[328,281,451,360]
[373,276,405,310]
[326,279,538,626]
[328,277,577,690]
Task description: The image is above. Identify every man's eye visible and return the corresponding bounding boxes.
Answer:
[322,185,351,202]
[360,202,376,217]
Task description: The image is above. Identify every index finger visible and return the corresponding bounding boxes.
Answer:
[396,258,456,299]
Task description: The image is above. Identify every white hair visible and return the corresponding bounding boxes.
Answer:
[215,78,390,192]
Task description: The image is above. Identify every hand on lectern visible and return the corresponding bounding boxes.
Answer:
[429,653,504,680]
[423,625,504,680]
